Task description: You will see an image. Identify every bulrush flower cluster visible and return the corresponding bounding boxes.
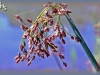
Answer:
[14,2,79,67]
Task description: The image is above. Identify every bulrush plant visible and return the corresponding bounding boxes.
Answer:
[14,2,100,71]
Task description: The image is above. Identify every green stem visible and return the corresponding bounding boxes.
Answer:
[65,14,100,71]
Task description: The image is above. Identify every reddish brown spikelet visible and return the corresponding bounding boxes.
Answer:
[27,61,31,66]
[66,10,71,13]
[62,38,66,44]
[23,49,27,55]
[47,14,52,18]
[16,59,20,63]
[58,52,65,59]
[14,56,19,60]
[20,57,24,61]
[44,27,49,32]
[62,30,66,37]
[32,56,35,60]
[30,49,33,54]
[63,62,67,67]
[23,41,26,46]
[23,55,27,59]
[48,43,55,49]
[18,52,21,58]
[50,43,58,48]
[27,18,32,23]
[20,44,24,51]
[14,14,23,22]
[60,3,67,8]
[22,34,27,39]
[49,19,53,25]
[71,36,74,40]
[60,8,65,12]
[52,8,58,13]
[41,53,45,58]
[19,18,23,22]
[75,37,80,42]
[44,51,50,57]
[43,3,48,7]
[27,54,30,59]
[20,25,28,31]
[59,33,63,39]
[52,49,58,52]
[14,15,20,19]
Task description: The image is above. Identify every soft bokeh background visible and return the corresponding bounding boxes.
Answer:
[0,0,100,74]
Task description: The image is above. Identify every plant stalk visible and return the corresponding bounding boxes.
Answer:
[65,14,100,71]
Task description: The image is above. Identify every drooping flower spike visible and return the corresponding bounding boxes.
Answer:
[14,2,72,67]
[14,2,100,71]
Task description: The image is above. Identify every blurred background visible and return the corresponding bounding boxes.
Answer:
[0,0,100,74]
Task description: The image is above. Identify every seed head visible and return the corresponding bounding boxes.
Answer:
[44,50,50,57]
[27,54,30,59]
[52,49,58,52]
[20,57,24,61]
[44,27,49,32]
[58,52,65,59]
[14,14,23,22]
[43,3,48,7]
[75,37,80,42]
[59,33,63,39]
[62,38,66,44]
[16,59,20,63]
[49,19,53,25]
[71,36,74,40]
[20,44,24,51]
[62,30,66,37]
[23,49,27,55]
[66,10,71,13]
[15,2,70,67]
[14,15,20,19]
[22,34,27,39]
[18,52,21,58]
[27,18,32,23]
[27,61,31,66]
[20,25,28,31]
[51,8,58,13]
[23,41,26,46]
[14,56,19,60]
[31,56,35,60]
[63,62,67,67]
